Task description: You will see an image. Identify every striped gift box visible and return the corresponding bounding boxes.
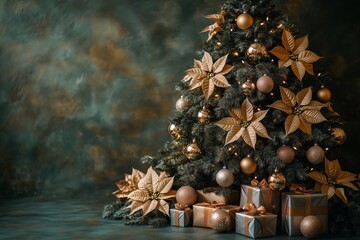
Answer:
[170,208,193,227]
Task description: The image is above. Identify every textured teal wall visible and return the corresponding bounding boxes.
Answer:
[0,0,359,197]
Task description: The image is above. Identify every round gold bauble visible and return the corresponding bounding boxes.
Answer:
[175,185,198,206]
[211,209,232,232]
[246,43,268,61]
[256,74,274,93]
[268,169,286,190]
[168,123,182,140]
[317,86,331,103]
[197,108,211,124]
[216,167,235,188]
[240,155,257,174]
[175,96,190,112]
[236,13,254,30]
[276,145,295,164]
[241,80,256,96]
[306,144,325,165]
[183,141,201,160]
[331,128,346,145]
[300,215,323,238]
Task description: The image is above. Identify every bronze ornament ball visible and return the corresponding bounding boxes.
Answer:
[211,209,232,232]
[240,155,257,174]
[216,167,234,188]
[256,74,274,93]
[317,86,331,103]
[268,168,286,190]
[300,215,323,238]
[175,96,190,112]
[197,108,211,124]
[246,43,268,61]
[175,185,197,206]
[331,128,346,145]
[276,145,295,164]
[183,141,201,160]
[168,123,182,140]
[241,80,256,96]
[306,144,325,165]
[236,13,254,30]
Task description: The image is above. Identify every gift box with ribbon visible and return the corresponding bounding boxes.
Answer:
[193,202,240,229]
[170,204,193,227]
[196,189,240,205]
[281,192,328,236]
[235,203,277,238]
[239,183,280,214]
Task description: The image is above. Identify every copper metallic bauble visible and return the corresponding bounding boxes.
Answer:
[236,13,253,30]
[241,80,256,96]
[216,167,235,188]
[246,43,268,61]
[300,215,323,238]
[276,145,295,164]
[256,74,274,93]
[306,144,325,165]
[197,107,211,124]
[175,96,190,112]
[240,155,257,174]
[183,140,201,160]
[331,128,346,145]
[268,168,286,190]
[168,123,182,140]
[317,86,331,103]
[175,185,198,206]
[211,209,232,232]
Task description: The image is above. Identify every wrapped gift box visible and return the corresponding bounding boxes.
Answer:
[170,207,193,227]
[281,192,328,236]
[197,189,240,205]
[235,212,277,238]
[193,203,240,229]
[240,185,280,214]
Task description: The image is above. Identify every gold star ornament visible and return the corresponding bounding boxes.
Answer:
[268,87,327,135]
[216,98,271,149]
[270,29,321,81]
[184,51,233,100]
[127,166,176,217]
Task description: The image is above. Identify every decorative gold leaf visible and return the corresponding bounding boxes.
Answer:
[291,61,306,81]
[282,29,295,52]
[302,61,314,75]
[160,189,177,200]
[305,101,326,111]
[322,184,335,199]
[269,46,289,63]
[229,108,241,120]
[285,114,300,135]
[252,110,268,122]
[156,176,174,194]
[127,190,149,202]
[213,54,228,74]
[194,59,202,68]
[267,100,292,114]
[189,78,203,90]
[201,51,213,72]
[129,200,146,215]
[204,14,224,22]
[251,121,271,139]
[301,109,326,124]
[185,67,205,80]
[219,65,234,75]
[225,127,243,145]
[280,87,296,107]
[299,115,312,135]
[336,171,357,184]
[296,87,312,106]
[325,159,341,180]
[335,187,348,205]
[241,98,254,122]
[293,35,309,55]
[298,50,321,63]
[158,199,170,216]
[202,78,214,100]
[216,117,239,131]
[143,200,159,216]
[212,74,231,88]
[138,177,146,190]
[341,182,359,191]
[308,171,328,184]
[242,127,257,149]
[132,168,145,186]
[314,182,322,192]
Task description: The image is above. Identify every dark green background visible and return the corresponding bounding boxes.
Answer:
[0,0,359,198]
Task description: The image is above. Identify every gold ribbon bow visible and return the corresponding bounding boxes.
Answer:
[251,178,269,188]
[243,203,267,216]
[289,183,313,194]
[175,203,190,210]
[196,201,226,208]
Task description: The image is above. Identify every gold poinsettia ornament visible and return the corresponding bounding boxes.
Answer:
[184,51,233,100]
[308,158,358,204]
[216,98,271,149]
[200,13,225,41]
[112,168,145,199]
[269,29,321,81]
[268,86,327,135]
[127,166,176,217]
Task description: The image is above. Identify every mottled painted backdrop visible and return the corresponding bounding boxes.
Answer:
[0,0,359,198]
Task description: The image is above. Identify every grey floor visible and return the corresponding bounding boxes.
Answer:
[0,196,357,240]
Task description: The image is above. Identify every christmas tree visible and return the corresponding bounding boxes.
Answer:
[104,0,360,236]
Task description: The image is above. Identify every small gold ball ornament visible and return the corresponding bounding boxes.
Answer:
[256,74,274,93]
[211,209,232,232]
[197,107,211,124]
[331,128,346,145]
[317,86,331,103]
[176,185,198,206]
[168,123,182,140]
[246,43,268,61]
[183,139,201,160]
[276,145,295,164]
[268,168,286,190]
[241,80,256,96]
[216,166,235,188]
[240,155,257,174]
[300,215,323,238]
[306,144,325,165]
[236,13,254,30]
[175,95,190,112]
